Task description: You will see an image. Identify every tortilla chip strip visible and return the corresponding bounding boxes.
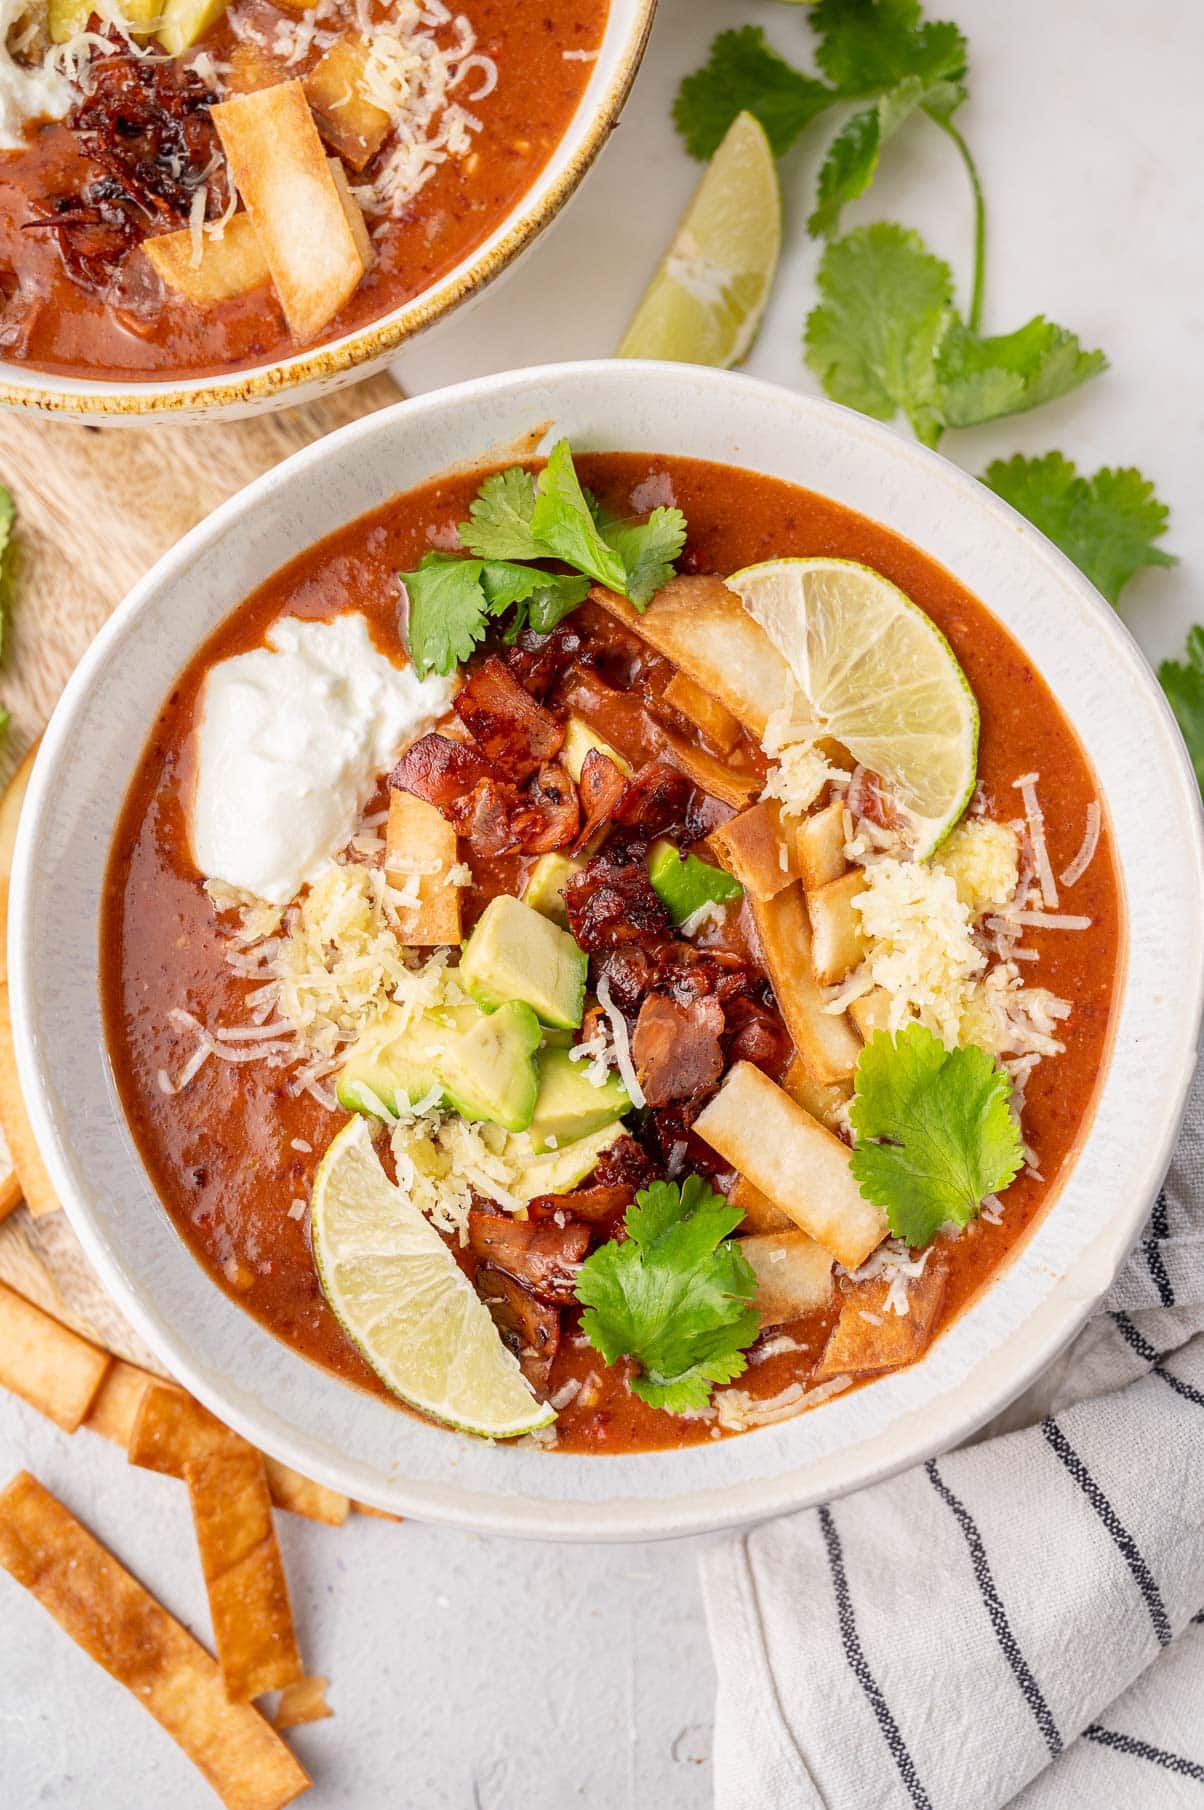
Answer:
[653,722,758,810]
[729,1174,794,1235]
[262,1458,350,1527]
[186,1446,304,1700]
[709,799,797,901]
[0,1281,109,1430]
[0,745,61,1218]
[589,576,791,738]
[0,1473,309,1810]
[796,799,848,892]
[662,669,741,754]
[211,82,368,344]
[144,212,270,306]
[0,1163,20,1222]
[749,885,861,1085]
[740,1229,833,1327]
[813,1266,947,1381]
[386,789,462,946]
[353,1501,403,1521]
[274,1674,333,1730]
[781,1052,852,1132]
[304,37,392,171]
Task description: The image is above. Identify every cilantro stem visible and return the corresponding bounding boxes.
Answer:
[931,115,985,332]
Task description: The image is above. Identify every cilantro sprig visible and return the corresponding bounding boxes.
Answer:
[982,454,1176,607]
[574,1175,759,1414]
[849,1024,1023,1248]
[401,440,687,679]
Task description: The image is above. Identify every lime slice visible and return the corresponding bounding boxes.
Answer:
[728,558,979,855]
[311,1118,554,1440]
[617,111,781,368]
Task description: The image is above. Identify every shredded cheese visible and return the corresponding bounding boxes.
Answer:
[596,974,645,1109]
[1013,773,1058,909]
[1059,802,1101,889]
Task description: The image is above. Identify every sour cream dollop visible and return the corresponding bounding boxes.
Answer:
[190,613,454,904]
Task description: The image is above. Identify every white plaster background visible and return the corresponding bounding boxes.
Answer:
[3,0,1202,1803]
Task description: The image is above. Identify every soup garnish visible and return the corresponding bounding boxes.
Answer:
[102,445,1120,1450]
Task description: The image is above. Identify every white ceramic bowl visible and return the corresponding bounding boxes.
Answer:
[11,362,1203,1539]
[0,4,655,424]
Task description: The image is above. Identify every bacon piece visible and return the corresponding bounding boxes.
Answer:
[467,1207,590,1305]
[594,945,659,1014]
[593,1134,658,1193]
[527,1186,633,1228]
[614,760,694,836]
[724,997,793,1080]
[445,777,522,857]
[631,994,725,1108]
[575,748,627,849]
[504,625,584,701]
[70,43,229,225]
[476,1267,560,1393]
[390,733,491,809]
[455,656,565,780]
[564,846,671,953]
[642,1102,729,1181]
[510,762,580,854]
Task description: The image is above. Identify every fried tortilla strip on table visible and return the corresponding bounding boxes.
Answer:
[211,81,368,343]
[0,1473,309,1810]
[185,1445,304,1701]
[662,669,741,754]
[695,1061,886,1270]
[708,798,797,900]
[274,1674,333,1730]
[749,885,861,1085]
[812,1267,947,1382]
[0,745,61,1218]
[144,212,271,305]
[84,1357,162,1446]
[0,1281,110,1430]
[304,37,392,170]
[740,1229,833,1327]
[386,788,462,946]
[590,577,792,738]
[352,1500,403,1521]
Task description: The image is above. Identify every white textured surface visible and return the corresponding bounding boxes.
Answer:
[3,1,1203,1805]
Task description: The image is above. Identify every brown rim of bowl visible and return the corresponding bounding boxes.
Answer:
[0,0,659,419]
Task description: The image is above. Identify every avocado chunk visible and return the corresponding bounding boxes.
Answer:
[527,1047,630,1152]
[50,0,157,38]
[561,716,633,783]
[337,998,542,1133]
[522,853,583,928]
[510,1123,629,1203]
[156,0,229,55]
[647,838,743,927]
[460,895,587,1030]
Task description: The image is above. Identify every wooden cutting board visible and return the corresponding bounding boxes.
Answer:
[0,372,403,1366]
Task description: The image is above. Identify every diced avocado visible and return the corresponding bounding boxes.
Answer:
[522,852,583,928]
[50,0,157,38]
[460,895,587,1030]
[157,0,229,57]
[527,1047,631,1153]
[560,716,633,784]
[337,998,542,1134]
[647,838,743,927]
[511,1123,628,1203]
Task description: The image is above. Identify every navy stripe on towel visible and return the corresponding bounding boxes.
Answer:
[925,1459,1062,1757]
[818,1503,933,1809]
[1041,1417,1172,1648]
[1112,1313,1204,1408]
[1084,1725,1204,1783]
[1143,1190,1175,1307]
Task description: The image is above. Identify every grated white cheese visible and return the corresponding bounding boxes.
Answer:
[596,974,645,1109]
[1014,773,1058,909]
[852,856,985,1048]
[760,698,838,819]
[1060,801,1101,889]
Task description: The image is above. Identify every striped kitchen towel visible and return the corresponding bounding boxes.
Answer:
[702,1054,1204,1810]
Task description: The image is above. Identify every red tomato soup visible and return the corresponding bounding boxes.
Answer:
[101,454,1123,1455]
[0,0,609,380]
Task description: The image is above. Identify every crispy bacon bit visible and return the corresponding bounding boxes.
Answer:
[24,185,142,295]
[614,760,694,836]
[510,761,580,853]
[594,945,658,1015]
[467,1206,590,1305]
[454,656,565,780]
[846,766,906,833]
[575,748,627,849]
[641,1102,729,1182]
[593,1134,658,1193]
[723,997,793,1079]
[390,733,490,809]
[527,1185,632,1227]
[71,44,229,224]
[564,844,671,953]
[446,777,521,857]
[476,1266,559,1392]
[504,625,583,701]
[631,994,725,1108]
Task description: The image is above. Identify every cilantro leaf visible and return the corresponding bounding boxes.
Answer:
[1159,629,1204,796]
[0,486,14,662]
[529,439,627,593]
[936,317,1107,430]
[400,553,489,680]
[982,454,1176,606]
[808,73,962,237]
[575,1174,760,1413]
[811,0,968,95]
[600,505,688,609]
[458,466,545,562]
[849,1024,1023,1248]
[805,224,953,445]
[673,26,835,160]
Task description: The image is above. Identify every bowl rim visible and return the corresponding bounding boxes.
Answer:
[10,360,1204,1541]
[0,1,657,420]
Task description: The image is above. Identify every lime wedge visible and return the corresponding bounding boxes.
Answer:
[728,558,979,856]
[617,111,781,368]
[310,1118,554,1440]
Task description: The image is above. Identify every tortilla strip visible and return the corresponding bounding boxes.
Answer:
[812,1267,947,1381]
[695,1062,886,1270]
[796,798,848,891]
[83,1357,161,1447]
[0,1164,20,1222]
[589,577,792,737]
[262,1458,350,1528]
[304,37,392,171]
[749,886,861,1085]
[708,799,797,900]
[274,1674,333,1730]
[807,869,867,986]
[662,670,741,754]
[653,723,758,810]
[0,1473,308,1810]
[0,744,60,1218]
[741,1229,833,1327]
[327,157,375,270]
[386,789,462,946]
[0,1282,110,1430]
[185,1446,304,1701]
[730,1174,794,1234]
[353,1501,403,1521]
[144,213,270,306]
[781,1053,853,1132]
[211,82,368,343]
